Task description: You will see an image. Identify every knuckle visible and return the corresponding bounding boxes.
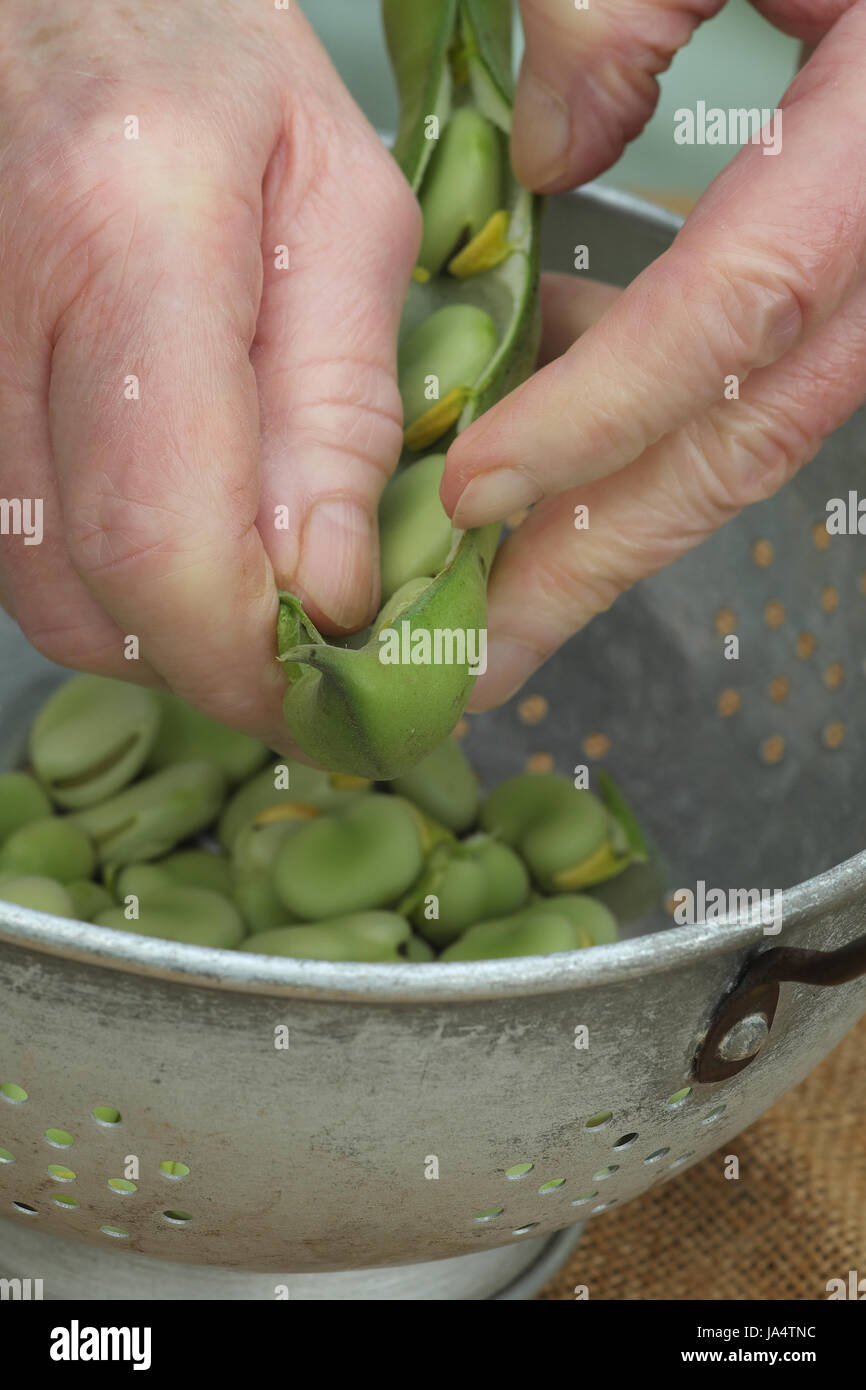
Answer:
[694,401,813,512]
[681,248,807,375]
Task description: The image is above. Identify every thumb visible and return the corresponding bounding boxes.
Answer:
[252,66,421,634]
[513,0,724,191]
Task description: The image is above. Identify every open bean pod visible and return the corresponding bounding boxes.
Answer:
[277,0,541,779]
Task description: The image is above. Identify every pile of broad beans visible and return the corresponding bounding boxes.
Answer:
[0,676,642,962]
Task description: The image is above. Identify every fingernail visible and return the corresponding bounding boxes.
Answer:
[511,69,573,191]
[300,500,376,630]
[452,468,542,529]
[467,638,538,711]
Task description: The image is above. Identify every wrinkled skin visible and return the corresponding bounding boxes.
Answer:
[443,0,866,708]
[0,0,420,751]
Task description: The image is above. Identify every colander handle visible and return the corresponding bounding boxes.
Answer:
[694,933,866,1083]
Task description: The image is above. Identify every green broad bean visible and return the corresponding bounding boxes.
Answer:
[66,879,114,923]
[29,675,160,809]
[480,773,632,891]
[272,795,425,920]
[147,692,270,785]
[378,454,454,602]
[69,761,226,866]
[155,848,233,897]
[405,933,435,962]
[238,911,411,962]
[217,762,368,851]
[440,901,593,962]
[387,734,480,832]
[540,893,619,946]
[398,304,498,451]
[231,820,304,933]
[0,773,53,846]
[416,107,503,277]
[406,833,529,947]
[0,817,95,884]
[96,883,245,950]
[0,875,76,918]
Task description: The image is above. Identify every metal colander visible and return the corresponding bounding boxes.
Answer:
[1,185,865,1302]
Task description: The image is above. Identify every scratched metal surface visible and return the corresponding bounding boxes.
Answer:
[1,184,865,1290]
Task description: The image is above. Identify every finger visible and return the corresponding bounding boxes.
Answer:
[252,28,420,634]
[513,0,725,192]
[444,6,866,528]
[538,272,621,365]
[0,321,164,682]
[468,275,866,709]
[49,163,289,746]
[749,0,857,46]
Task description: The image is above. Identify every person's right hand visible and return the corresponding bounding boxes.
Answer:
[0,0,420,752]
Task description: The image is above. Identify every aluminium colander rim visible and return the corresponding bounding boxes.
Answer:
[0,848,863,1002]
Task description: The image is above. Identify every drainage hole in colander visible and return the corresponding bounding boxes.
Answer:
[45,1128,74,1149]
[538,1179,565,1194]
[512,1223,539,1235]
[570,1192,598,1207]
[668,1152,695,1170]
[101,1225,129,1239]
[644,1148,670,1164]
[665,1088,692,1108]
[47,1164,76,1182]
[591,1200,618,1214]
[11,1201,37,1215]
[162,1210,192,1225]
[160,1161,190,1179]
[92,1106,122,1127]
[612,1133,638,1151]
[504,1162,533,1179]
[0,1147,14,1164]
[591,1165,619,1181]
[108,1179,137,1194]
[584,1111,612,1131]
[474,1208,504,1222]
[0,1082,28,1104]
[52,1194,80,1210]
[702,1105,727,1125]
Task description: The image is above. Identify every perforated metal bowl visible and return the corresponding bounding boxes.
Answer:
[1,184,865,1301]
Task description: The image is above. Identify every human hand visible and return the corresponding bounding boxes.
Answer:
[442,0,866,710]
[0,0,420,750]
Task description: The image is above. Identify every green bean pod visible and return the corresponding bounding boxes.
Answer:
[277,0,541,779]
